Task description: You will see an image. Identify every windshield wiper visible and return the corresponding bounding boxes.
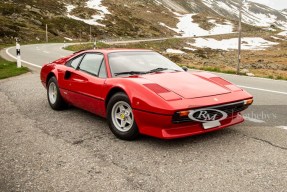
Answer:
[114,71,146,76]
[115,68,182,76]
[145,68,182,74]
[145,68,168,74]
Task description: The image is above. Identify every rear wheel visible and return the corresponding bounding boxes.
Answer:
[47,76,67,110]
[107,92,139,140]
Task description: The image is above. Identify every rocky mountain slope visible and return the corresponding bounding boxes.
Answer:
[0,0,286,44]
[160,0,287,29]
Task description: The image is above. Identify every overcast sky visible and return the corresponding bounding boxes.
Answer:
[248,0,287,10]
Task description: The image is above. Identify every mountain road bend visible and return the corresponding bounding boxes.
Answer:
[0,43,286,191]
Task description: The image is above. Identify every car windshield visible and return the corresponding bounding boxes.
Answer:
[108,51,184,77]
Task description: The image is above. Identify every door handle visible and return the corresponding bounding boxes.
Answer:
[72,78,86,83]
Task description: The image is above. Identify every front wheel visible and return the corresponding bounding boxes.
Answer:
[107,92,139,140]
[47,76,67,110]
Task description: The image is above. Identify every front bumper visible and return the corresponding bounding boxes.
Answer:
[133,110,244,139]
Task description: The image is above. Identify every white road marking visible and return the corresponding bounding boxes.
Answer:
[244,116,265,123]
[191,69,287,82]
[238,85,287,95]
[43,51,50,54]
[277,126,287,130]
[6,47,42,68]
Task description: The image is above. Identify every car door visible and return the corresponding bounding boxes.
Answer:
[62,52,108,116]
[58,53,85,102]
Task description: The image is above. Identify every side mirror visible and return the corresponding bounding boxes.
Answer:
[64,70,72,80]
[182,66,188,72]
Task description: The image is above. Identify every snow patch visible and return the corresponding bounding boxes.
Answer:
[66,5,75,13]
[166,49,185,54]
[64,37,73,41]
[66,0,110,26]
[160,13,233,37]
[86,0,110,15]
[278,31,287,36]
[183,47,197,51]
[271,36,285,40]
[263,27,276,31]
[277,126,287,130]
[188,37,278,51]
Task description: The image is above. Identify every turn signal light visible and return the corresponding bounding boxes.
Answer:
[178,111,190,117]
[244,99,253,105]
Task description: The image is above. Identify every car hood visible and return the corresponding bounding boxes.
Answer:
[142,72,231,99]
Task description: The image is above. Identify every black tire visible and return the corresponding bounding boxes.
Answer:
[107,92,139,140]
[47,76,67,110]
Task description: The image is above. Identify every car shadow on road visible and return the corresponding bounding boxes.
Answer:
[139,128,237,147]
[62,106,240,150]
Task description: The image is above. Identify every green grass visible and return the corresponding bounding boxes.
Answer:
[65,42,112,52]
[180,65,245,75]
[0,56,29,80]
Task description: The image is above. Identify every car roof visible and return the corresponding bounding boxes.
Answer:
[79,48,153,54]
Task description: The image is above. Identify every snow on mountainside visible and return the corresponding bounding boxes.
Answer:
[188,37,278,51]
[1,0,287,43]
[64,0,287,38]
[66,0,110,26]
[160,13,233,37]
[202,0,287,29]
[158,0,287,30]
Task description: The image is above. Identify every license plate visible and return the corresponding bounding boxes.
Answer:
[203,121,221,129]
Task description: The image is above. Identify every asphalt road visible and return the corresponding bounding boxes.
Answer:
[0,43,286,191]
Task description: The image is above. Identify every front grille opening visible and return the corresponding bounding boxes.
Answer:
[172,101,248,123]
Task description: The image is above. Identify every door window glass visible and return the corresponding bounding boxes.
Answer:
[99,62,107,78]
[67,55,84,69]
[79,54,104,76]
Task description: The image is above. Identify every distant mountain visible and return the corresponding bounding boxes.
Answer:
[1,0,286,44]
[159,0,287,29]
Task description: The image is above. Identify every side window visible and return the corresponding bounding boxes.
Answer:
[99,62,107,78]
[66,55,84,69]
[79,53,104,76]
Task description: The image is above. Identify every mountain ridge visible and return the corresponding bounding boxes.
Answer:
[0,0,286,44]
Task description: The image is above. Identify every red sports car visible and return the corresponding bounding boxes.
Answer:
[40,49,253,140]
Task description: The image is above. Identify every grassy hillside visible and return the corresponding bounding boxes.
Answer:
[0,0,179,44]
[65,30,287,81]
[0,0,264,44]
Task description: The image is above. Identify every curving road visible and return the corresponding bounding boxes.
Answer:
[1,43,286,191]
[4,43,287,126]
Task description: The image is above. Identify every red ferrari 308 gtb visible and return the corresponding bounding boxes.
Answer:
[40,49,253,140]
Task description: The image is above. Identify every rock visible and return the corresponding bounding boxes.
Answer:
[25,5,32,9]
[246,73,255,77]
[241,69,249,74]
[30,7,41,15]
[33,19,42,26]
